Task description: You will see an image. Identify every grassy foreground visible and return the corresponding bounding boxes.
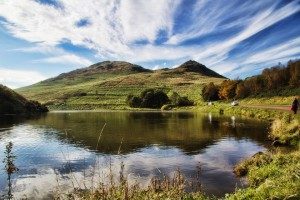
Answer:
[228,117,299,200]
[57,171,210,200]
[229,149,300,200]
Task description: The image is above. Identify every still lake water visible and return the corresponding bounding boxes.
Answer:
[0,111,269,199]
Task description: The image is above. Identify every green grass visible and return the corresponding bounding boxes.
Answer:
[17,71,224,110]
[228,118,300,200]
[270,118,300,145]
[197,102,292,121]
[240,87,300,106]
[228,149,300,200]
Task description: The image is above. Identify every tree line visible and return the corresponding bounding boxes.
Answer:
[202,60,300,101]
[126,89,194,109]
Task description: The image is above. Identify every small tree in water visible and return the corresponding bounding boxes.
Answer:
[3,142,18,200]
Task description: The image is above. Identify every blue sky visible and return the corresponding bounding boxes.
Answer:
[0,0,299,88]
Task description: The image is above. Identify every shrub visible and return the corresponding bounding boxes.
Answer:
[201,82,219,101]
[170,92,194,107]
[126,89,169,109]
[269,118,299,145]
[126,95,142,108]
[140,89,169,108]
[218,80,239,100]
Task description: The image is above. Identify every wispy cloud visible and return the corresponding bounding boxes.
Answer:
[0,0,299,78]
[14,45,93,66]
[0,68,46,89]
[244,37,300,65]
[35,54,92,66]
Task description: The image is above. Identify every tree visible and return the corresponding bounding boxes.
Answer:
[218,80,238,100]
[201,82,219,101]
[126,95,142,108]
[262,66,289,89]
[235,82,249,99]
[170,92,194,106]
[140,89,169,108]
[126,89,170,108]
[243,76,265,95]
[288,60,300,87]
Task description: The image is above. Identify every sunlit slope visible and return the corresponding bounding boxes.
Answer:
[17,61,226,110]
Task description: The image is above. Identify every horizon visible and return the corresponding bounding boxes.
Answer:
[0,0,300,88]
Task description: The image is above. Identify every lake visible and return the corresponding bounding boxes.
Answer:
[0,111,269,199]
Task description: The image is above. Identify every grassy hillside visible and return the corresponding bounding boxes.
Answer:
[17,61,225,110]
[0,84,48,115]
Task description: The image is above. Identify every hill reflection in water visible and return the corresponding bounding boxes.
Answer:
[0,111,268,198]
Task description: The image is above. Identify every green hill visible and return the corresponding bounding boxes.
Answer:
[0,84,48,115]
[17,60,226,110]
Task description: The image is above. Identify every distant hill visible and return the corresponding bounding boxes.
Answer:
[0,84,48,115]
[17,60,226,110]
[171,60,225,78]
[46,61,152,82]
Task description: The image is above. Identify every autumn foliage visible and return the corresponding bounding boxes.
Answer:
[201,60,300,101]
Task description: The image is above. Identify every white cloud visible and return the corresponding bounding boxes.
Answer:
[243,37,300,65]
[34,54,93,66]
[221,37,300,78]
[0,68,47,89]
[0,0,299,76]
[14,45,93,66]
[0,0,181,58]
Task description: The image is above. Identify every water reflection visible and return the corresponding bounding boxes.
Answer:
[0,111,269,198]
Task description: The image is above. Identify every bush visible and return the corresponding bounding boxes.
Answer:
[139,89,169,108]
[170,92,194,107]
[127,90,193,109]
[218,80,239,100]
[126,89,169,109]
[201,82,219,101]
[126,95,142,108]
[269,118,299,145]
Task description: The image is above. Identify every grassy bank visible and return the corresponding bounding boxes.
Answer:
[228,149,300,200]
[197,102,293,121]
[227,117,299,200]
